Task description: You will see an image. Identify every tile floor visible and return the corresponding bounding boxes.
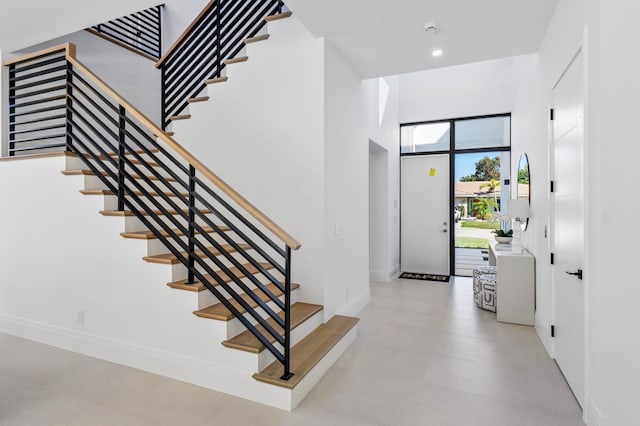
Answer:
[0,277,584,426]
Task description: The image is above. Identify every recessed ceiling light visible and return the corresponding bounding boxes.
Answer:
[432,49,443,57]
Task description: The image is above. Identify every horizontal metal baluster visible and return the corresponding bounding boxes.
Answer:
[9,65,67,82]
[12,55,66,74]
[9,123,66,136]
[189,193,287,281]
[11,94,67,110]
[12,84,67,100]
[13,74,67,91]
[12,114,66,127]
[9,104,66,119]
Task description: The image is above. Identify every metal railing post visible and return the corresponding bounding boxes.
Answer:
[117,105,126,211]
[215,0,221,78]
[277,0,283,13]
[280,245,294,380]
[186,165,196,284]
[161,63,167,130]
[65,61,74,152]
[8,64,16,156]
[156,6,163,62]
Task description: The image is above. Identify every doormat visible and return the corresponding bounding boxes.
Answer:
[399,272,450,282]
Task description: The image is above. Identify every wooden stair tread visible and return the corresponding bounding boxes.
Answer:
[120,225,230,240]
[205,76,228,85]
[143,243,250,265]
[168,262,274,291]
[188,96,209,103]
[194,282,301,321]
[253,315,359,389]
[100,208,211,218]
[222,301,320,353]
[62,169,175,182]
[245,34,270,44]
[224,56,248,65]
[165,132,175,137]
[265,11,292,22]
[81,189,187,198]
[170,114,191,121]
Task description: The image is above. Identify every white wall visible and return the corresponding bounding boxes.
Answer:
[171,16,374,320]
[398,56,527,123]
[162,0,211,50]
[588,1,640,423]
[323,42,370,317]
[510,53,552,351]
[366,76,400,282]
[511,0,640,423]
[170,16,328,311]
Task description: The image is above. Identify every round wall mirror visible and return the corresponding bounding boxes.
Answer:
[517,153,530,230]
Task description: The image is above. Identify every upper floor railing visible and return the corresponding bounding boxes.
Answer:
[4,43,300,380]
[87,5,163,61]
[156,0,284,128]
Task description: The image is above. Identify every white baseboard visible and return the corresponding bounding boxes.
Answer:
[586,397,637,426]
[0,312,292,410]
[390,263,400,279]
[535,323,553,357]
[337,287,370,317]
[369,269,389,283]
[586,397,603,426]
[369,264,401,283]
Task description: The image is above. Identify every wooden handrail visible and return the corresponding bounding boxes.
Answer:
[36,49,300,250]
[155,0,217,68]
[3,42,75,66]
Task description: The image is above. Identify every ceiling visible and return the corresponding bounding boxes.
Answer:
[285,0,559,78]
[0,0,161,54]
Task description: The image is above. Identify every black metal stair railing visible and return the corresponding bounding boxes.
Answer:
[5,46,72,156]
[87,5,163,60]
[156,0,284,128]
[4,44,300,380]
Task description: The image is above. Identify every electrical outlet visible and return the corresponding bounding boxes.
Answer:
[335,222,340,235]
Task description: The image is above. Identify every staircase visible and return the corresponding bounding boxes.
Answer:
[0,1,360,412]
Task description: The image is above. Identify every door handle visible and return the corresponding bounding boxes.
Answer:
[565,269,583,280]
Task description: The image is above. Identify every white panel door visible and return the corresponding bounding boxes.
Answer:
[401,154,450,275]
[552,50,585,407]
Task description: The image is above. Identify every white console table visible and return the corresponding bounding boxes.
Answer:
[488,240,535,326]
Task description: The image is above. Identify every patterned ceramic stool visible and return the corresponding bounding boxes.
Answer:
[473,266,496,308]
[476,274,497,312]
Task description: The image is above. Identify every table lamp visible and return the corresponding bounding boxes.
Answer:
[507,199,530,254]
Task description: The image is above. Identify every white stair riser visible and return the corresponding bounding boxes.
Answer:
[289,325,358,410]
[220,307,322,373]
[220,287,300,338]
[145,232,233,256]
[194,276,296,312]
[256,306,322,372]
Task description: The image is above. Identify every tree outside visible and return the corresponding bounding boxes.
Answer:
[472,197,498,220]
[459,155,501,182]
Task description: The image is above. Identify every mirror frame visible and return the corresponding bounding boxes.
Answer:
[517,153,530,230]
